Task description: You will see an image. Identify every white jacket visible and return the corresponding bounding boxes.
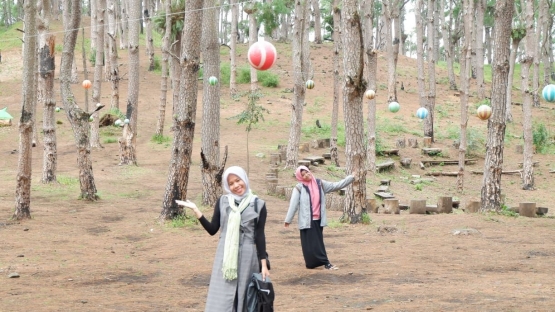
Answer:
[284,175,354,230]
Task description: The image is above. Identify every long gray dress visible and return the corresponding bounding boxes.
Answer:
[205,196,263,312]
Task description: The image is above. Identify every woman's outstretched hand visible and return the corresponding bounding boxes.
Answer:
[284,222,290,228]
[176,200,203,219]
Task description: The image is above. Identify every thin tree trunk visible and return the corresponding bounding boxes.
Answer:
[60,0,99,201]
[119,0,140,165]
[440,0,457,90]
[246,6,258,91]
[160,0,204,220]
[312,0,322,44]
[505,37,521,122]
[457,0,473,192]
[415,0,427,119]
[91,0,105,148]
[229,0,238,95]
[155,0,171,136]
[201,0,222,206]
[341,0,367,223]
[424,0,436,141]
[107,0,120,110]
[14,0,38,220]
[363,0,376,172]
[285,0,310,169]
[119,0,128,49]
[145,0,155,71]
[521,0,535,190]
[330,0,341,168]
[481,0,514,212]
[475,0,485,100]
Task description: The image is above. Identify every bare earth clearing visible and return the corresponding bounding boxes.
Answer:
[2,38,555,311]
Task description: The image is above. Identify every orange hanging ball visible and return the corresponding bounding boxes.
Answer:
[476,105,492,120]
[82,80,92,89]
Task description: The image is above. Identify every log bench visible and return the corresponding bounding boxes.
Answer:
[304,156,325,166]
[421,148,442,156]
[374,192,395,199]
[380,149,399,156]
[421,159,476,166]
[376,160,395,172]
[297,160,311,168]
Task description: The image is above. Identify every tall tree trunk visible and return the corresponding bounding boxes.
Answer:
[285,0,310,169]
[107,0,120,110]
[341,0,366,223]
[456,0,473,192]
[531,0,542,108]
[312,0,322,44]
[119,0,128,49]
[424,0,436,141]
[155,0,171,136]
[14,0,38,220]
[201,0,223,206]
[415,0,427,121]
[246,6,258,91]
[119,0,140,165]
[481,0,514,212]
[475,0,485,100]
[145,0,155,71]
[90,0,97,50]
[383,0,398,102]
[506,36,522,122]
[330,0,341,168]
[229,0,238,95]
[60,0,99,201]
[521,0,535,190]
[440,0,457,90]
[38,0,57,184]
[539,0,550,85]
[91,0,105,148]
[160,0,204,220]
[363,0,376,172]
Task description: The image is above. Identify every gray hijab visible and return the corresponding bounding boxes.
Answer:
[222,166,251,202]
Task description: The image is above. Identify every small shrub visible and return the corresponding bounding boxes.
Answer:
[103,137,118,144]
[151,134,171,144]
[361,212,372,225]
[533,122,550,153]
[169,214,199,228]
[258,71,279,87]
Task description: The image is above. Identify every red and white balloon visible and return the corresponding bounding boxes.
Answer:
[247,40,277,71]
[476,105,492,120]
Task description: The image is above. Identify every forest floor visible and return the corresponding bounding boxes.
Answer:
[2,29,555,311]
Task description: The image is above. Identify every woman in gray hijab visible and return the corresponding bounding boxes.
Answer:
[177,166,269,312]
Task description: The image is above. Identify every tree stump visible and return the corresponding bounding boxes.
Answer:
[384,199,400,214]
[268,167,278,178]
[400,158,412,168]
[299,142,310,153]
[380,179,391,186]
[322,153,331,159]
[266,177,278,195]
[297,160,311,168]
[270,153,281,166]
[519,202,537,217]
[367,198,378,213]
[423,136,432,147]
[409,199,427,214]
[465,200,480,213]
[437,196,453,214]
[396,137,406,148]
[284,186,294,201]
[278,145,287,160]
[275,185,286,197]
[408,138,418,148]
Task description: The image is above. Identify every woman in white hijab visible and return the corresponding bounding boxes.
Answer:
[177,166,269,312]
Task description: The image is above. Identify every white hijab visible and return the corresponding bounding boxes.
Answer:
[221,166,255,280]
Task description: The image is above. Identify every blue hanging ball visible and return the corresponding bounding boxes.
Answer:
[416,107,429,119]
[542,84,555,102]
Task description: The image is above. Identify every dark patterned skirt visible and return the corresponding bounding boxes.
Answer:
[300,220,330,269]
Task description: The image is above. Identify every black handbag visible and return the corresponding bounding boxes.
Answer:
[246,273,274,312]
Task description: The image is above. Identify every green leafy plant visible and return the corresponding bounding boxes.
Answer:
[533,122,550,153]
[169,214,199,228]
[361,212,372,225]
[103,137,118,144]
[151,134,171,144]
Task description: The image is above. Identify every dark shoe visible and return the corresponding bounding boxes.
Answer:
[324,263,338,270]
